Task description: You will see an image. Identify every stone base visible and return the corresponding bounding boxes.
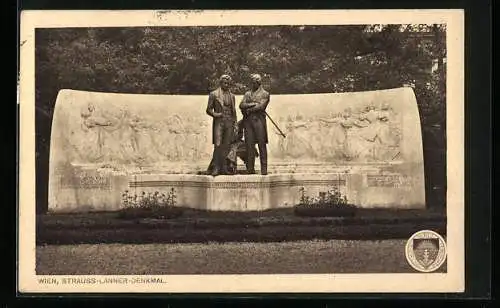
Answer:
[48,165,129,213]
[49,166,425,212]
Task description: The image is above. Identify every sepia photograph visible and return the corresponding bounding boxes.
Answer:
[19,10,464,293]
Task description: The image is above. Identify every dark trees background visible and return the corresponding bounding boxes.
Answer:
[35,25,446,213]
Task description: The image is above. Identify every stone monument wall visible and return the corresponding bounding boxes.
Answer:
[48,87,425,212]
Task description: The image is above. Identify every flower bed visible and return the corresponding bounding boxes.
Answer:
[117,188,184,219]
[294,186,357,217]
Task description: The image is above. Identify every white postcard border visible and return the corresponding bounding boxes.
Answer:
[18,9,465,293]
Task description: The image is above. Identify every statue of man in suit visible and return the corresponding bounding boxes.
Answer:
[239,74,270,175]
[206,74,237,176]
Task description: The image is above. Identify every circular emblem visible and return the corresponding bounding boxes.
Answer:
[405,230,447,272]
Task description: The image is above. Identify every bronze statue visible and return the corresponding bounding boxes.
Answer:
[207,120,259,175]
[206,75,237,176]
[239,74,270,175]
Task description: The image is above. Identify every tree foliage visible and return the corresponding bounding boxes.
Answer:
[35,25,447,212]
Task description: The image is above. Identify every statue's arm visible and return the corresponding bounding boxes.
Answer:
[239,93,257,109]
[247,92,270,112]
[353,119,369,127]
[319,117,339,124]
[206,93,222,118]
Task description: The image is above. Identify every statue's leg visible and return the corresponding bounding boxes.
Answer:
[244,122,256,174]
[226,159,236,175]
[237,148,247,166]
[258,142,268,175]
[254,120,268,175]
[220,121,234,174]
[211,123,223,176]
[206,154,215,174]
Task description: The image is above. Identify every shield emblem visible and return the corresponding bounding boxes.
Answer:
[413,238,440,269]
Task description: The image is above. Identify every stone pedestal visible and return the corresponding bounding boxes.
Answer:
[128,169,423,211]
[49,163,424,212]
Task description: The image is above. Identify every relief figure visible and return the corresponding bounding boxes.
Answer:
[78,103,122,163]
[278,115,315,160]
[337,108,371,161]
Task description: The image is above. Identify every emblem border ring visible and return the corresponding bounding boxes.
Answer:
[405,229,447,273]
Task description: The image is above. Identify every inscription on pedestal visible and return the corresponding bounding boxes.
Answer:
[129,178,346,189]
[60,172,111,189]
[366,174,411,187]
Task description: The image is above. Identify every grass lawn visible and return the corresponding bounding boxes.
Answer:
[36,239,446,275]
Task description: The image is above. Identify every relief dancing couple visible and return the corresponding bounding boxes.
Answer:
[206,74,270,176]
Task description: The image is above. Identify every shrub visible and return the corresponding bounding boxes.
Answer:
[117,188,183,219]
[294,186,357,217]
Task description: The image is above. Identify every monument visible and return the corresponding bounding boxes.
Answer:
[48,86,425,212]
[205,74,237,177]
[239,73,271,175]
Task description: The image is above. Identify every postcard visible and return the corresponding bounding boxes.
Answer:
[18,9,464,293]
